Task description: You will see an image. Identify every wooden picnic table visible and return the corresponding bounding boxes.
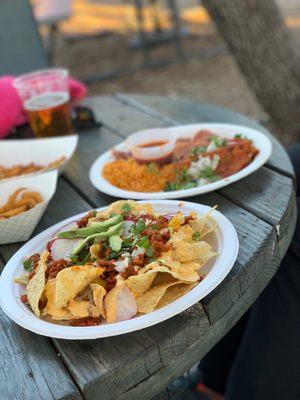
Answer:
[0,95,296,400]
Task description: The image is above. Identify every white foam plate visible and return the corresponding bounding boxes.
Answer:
[0,135,78,181]
[0,200,238,340]
[0,170,58,244]
[89,123,272,199]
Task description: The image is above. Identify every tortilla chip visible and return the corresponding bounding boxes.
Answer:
[156,282,197,309]
[125,271,157,297]
[26,251,48,317]
[173,240,212,263]
[68,298,92,318]
[139,262,199,283]
[55,265,104,309]
[169,212,185,231]
[15,272,29,286]
[188,218,204,235]
[136,281,192,313]
[98,200,153,218]
[43,279,72,320]
[90,283,106,318]
[174,225,195,242]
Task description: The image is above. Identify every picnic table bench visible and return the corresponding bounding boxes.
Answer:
[0,95,296,400]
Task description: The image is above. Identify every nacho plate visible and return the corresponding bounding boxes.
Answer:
[89,123,272,199]
[0,200,238,339]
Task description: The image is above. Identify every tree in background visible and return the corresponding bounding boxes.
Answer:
[202,0,300,138]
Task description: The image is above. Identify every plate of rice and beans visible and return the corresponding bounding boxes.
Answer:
[89,124,272,200]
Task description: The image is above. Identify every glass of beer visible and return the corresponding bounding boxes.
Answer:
[13,68,73,137]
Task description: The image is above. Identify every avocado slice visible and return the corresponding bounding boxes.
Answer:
[58,214,122,239]
[109,235,123,252]
[71,222,123,256]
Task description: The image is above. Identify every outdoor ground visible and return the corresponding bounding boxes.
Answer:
[50,0,300,147]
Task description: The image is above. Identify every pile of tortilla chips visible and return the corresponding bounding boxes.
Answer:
[125,211,217,314]
[17,200,218,326]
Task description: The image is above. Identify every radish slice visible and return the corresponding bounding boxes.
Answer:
[104,283,137,323]
[123,220,134,238]
[53,221,78,238]
[49,238,82,261]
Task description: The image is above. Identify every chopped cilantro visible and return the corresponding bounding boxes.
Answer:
[146,247,154,257]
[211,135,226,147]
[23,259,34,272]
[131,219,146,235]
[234,133,252,143]
[137,236,150,249]
[151,224,159,231]
[121,203,131,214]
[198,168,220,182]
[191,146,207,156]
[70,255,79,264]
[164,180,197,191]
[91,210,97,217]
[192,232,201,241]
[208,175,220,183]
[147,163,159,174]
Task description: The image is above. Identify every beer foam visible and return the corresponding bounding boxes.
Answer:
[24,92,70,111]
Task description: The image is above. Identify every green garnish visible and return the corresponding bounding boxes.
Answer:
[147,163,159,174]
[191,146,207,156]
[91,210,97,217]
[137,236,150,248]
[131,219,146,235]
[151,224,159,231]
[23,259,34,272]
[136,236,154,257]
[70,255,78,263]
[234,134,242,139]
[164,181,197,191]
[200,167,214,178]
[146,247,154,257]
[122,203,131,214]
[211,135,226,147]
[192,232,201,241]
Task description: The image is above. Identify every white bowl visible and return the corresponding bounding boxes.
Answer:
[0,170,58,244]
[0,135,78,181]
[0,200,238,339]
[127,128,177,163]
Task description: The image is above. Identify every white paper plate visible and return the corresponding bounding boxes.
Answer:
[89,123,272,199]
[0,200,238,340]
[0,170,58,244]
[0,135,78,181]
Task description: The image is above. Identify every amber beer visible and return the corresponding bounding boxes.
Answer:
[24,92,73,137]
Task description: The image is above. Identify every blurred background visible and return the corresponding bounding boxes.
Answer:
[29,0,300,147]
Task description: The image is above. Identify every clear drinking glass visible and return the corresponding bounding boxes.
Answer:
[13,68,73,137]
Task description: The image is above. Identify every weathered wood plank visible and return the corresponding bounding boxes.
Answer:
[83,96,170,138]
[218,167,296,257]
[115,94,294,177]
[0,260,81,400]
[63,126,119,206]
